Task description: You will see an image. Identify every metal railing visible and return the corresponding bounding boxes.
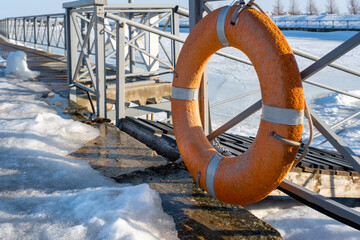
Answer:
[0,13,66,54]
[62,1,183,124]
[195,0,360,229]
[0,0,359,227]
[273,19,360,30]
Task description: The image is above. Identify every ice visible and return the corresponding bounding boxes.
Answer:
[0,56,6,68]
[0,53,178,239]
[4,51,40,79]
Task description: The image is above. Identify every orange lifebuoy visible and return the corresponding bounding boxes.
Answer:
[171,6,304,205]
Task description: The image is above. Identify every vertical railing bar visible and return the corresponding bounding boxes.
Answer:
[46,16,51,52]
[14,18,17,42]
[50,17,58,47]
[94,5,106,118]
[171,8,179,68]
[116,21,126,126]
[65,8,78,102]
[71,13,96,85]
[23,18,26,45]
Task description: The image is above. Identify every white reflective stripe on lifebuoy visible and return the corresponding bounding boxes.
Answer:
[172,86,199,101]
[262,104,304,126]
[206,153,224,198]
[216,6,231,47]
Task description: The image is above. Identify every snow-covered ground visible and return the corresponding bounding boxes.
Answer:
[0,52,178,239]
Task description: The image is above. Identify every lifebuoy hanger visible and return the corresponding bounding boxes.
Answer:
[171,3,305,205]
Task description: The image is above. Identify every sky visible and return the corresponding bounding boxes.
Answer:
[0,0,351,19]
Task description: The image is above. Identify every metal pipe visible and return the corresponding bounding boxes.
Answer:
[127,41,174,69]
[174,5,189,17]
[301,31,360,81]
[207,100,263,141]
[210,89,260,108]
[279,180,360,230]
[304,80,360,100]
[313,111,360,139]
[5,13,65,19]
[73,82,96,94]
[293,48,360,78]
[310,108,360,173]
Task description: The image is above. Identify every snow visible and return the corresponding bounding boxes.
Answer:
[244,198,360,240]
[0,52,178,239]
[4,51,40,79]
[0,56,6,68]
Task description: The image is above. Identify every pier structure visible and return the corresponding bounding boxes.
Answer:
[1,0,360,230]
[273,19,360,32]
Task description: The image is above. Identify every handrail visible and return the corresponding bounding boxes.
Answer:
[5,13,65,19]
[1,6,359,114]
[273,19,360,30]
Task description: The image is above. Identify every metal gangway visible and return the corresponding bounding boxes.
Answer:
[0,0,360,230]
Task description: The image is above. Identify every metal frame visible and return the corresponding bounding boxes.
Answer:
[0,14,66,54]
[274,19,360,31]
[62,1,181,120]
[0,0,359,229]
[198,0,360,229]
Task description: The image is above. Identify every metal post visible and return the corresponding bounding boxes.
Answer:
[171,8,179,67]
[145,13,159,72]
[189,0,211,135]
[46,16,51,52]
[14,19,17,42]
[128,0,135,74]
[33,17,37,48]
[94,5,106,118]
[81,14,86,68]
[6,19,9,39]
[86,13,91,60]
[65,8,78,102]
[23,18,26,45]
[63,15,67,56]
[116,21,126,127]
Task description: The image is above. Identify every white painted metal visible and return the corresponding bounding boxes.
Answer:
[63,0,108,9]
[116,22,126,126]
[94,5,106,118]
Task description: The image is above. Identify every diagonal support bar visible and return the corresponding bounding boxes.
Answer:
[207,100,262,141]
[279,180,360,230]
[309,108,360,173]
[301,31,360,81]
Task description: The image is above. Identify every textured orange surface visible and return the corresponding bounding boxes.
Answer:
[171,7,304,205]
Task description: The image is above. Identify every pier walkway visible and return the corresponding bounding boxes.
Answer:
[0,37,282,239]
